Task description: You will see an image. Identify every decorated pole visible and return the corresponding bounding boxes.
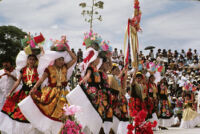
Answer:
[124,0,142,68]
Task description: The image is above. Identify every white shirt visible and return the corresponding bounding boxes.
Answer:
[0,69,17,107]
[125,92,131,102]
[197,90,200,114]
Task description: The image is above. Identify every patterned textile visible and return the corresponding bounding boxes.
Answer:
[81,67,114,122]
[157,83,173,119]
[108,75,129,121]
[31,65,69,121]
[1,66,38,123]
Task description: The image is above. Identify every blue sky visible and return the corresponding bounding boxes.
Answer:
[0,0,200,54]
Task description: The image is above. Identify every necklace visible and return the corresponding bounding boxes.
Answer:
[26,67,34,87]
[55,66,62,87]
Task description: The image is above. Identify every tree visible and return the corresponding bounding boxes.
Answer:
[0,25,27,67]
[79,0,104,30]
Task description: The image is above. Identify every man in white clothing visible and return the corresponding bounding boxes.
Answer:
[0,59,17,110]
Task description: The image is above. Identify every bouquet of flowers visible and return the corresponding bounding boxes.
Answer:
[60,105,84,134]
[128,104,157,134]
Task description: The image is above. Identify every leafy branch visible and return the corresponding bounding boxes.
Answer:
[79,0,104,30]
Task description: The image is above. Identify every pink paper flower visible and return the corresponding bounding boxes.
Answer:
[63,105,81,116]
[101,44,109,51]
[30,40,36,48]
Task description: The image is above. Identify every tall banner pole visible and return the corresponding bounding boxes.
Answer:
[124,0,142,68]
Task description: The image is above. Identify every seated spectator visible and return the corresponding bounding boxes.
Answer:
[112,48,119,63]
[149,49,154,60]
[156,49,161,58]
[119,49,124,62]
[187,48,193,60]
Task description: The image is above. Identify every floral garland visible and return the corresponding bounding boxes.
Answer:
[60,105,84,134]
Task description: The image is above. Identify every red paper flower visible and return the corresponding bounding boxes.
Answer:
[127,124,135,130]
[152,121,157,128]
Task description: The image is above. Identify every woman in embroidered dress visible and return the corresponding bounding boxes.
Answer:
[180,93,200,128]
[68,47,104,134]
[147,75,159,130]
[66,41,106,134]
[67,40,113,134]
[130,72,148,115]
[19,46,77,134]
[157,78,174,129]
[108,65,129,134]
[98,56,114,134]
[0,54,41,134]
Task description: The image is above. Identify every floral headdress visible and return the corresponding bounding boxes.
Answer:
[83,31,102,50]
[99,40,112,58]
[21,33,45,55]
[51,35,70,51]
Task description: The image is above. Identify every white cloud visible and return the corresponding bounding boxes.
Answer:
[50,24,58,29]
[139,0,200,52]
[0,0,200,53]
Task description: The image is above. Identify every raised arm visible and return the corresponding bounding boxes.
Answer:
[66,48,77,69]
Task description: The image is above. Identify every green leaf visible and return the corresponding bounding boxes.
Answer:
[81,10,86,16]
[94,3,98,7]
[98,15,102,21]
[84,38,92,47]
[79,2,86,8]
[98,1,104,9]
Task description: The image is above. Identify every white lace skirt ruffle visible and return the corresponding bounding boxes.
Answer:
[18,96,63,134]
[0,112,42,134]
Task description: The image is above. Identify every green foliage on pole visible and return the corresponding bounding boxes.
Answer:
[79,0,104,30]
[0,25,27,67]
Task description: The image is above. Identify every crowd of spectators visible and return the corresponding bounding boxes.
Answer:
[70,48,200,98]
